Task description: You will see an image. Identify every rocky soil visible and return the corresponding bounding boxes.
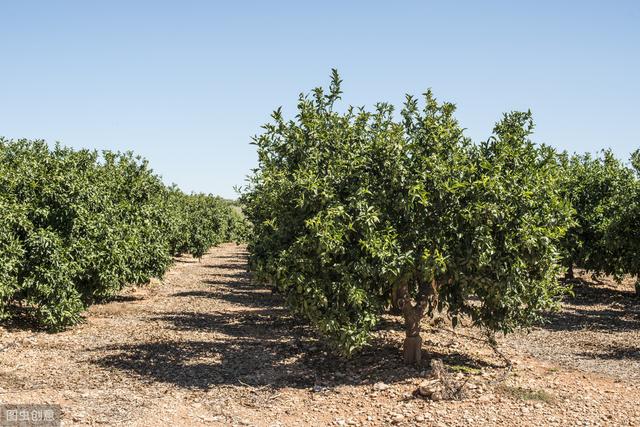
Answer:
[1,244,639,426]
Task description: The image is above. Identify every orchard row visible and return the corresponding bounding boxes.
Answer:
[0,138,246,328]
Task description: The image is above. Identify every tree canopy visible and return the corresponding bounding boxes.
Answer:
[241,71,574,361]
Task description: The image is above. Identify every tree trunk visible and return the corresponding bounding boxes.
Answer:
[402,327,422,364]
[390,285,402,315]
[397,281,424,365]
[403,335,422,364]
[565,265,574,280]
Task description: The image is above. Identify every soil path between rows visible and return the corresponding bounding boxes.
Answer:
[1,243,639,426]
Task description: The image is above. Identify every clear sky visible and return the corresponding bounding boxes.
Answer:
[1,1,638,198]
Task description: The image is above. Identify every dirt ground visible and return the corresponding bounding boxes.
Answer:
[1,243,639,426]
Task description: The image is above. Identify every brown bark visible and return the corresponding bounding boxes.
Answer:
[403,336,422,364]
[397,280,424,365]
[390,284,402,315]
[565,265,574,280]
[395,274,440,364]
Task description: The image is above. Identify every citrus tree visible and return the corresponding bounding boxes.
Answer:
[0,138,245,328]
[558,150,640,296]
[604,150,640,295]
[167,190,240,259]
[558,151,636,280]
[242,71,573,363]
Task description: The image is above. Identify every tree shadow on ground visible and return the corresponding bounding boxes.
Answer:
[97,295,145,303]
[543,308,640,332]
[205,263,248,271]
[375,317,405,331]
[171,290,277,309]
[564,279,637,306]
[577,346,640,361]
[541,279,640,333]
[0,306,50,332]
[93,264,496,391]
[93,330,493,391]
[1,292,148,332]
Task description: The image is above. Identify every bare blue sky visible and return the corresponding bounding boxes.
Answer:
[1,1,638,198]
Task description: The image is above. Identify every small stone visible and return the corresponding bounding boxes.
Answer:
[478,393,493,402]
[392,414,405,423]
[417,379,440,397]
[373,382,389,391]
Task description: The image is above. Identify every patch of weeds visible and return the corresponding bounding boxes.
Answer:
[497,385,555,403]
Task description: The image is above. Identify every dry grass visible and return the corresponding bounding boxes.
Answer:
[496,385,555,404]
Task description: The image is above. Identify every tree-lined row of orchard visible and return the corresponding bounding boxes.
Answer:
[561,150,640,286]
[241,71,639,363]
[0,138,246,329]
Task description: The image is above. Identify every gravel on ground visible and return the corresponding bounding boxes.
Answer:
[1,244,639,426]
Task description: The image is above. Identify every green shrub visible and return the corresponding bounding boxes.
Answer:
[168,191,228,258]
[558,148,640,297]
[604,152,640,288]
[0,137,243,328]
[241,71,573,361]
[558,151,637,280]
